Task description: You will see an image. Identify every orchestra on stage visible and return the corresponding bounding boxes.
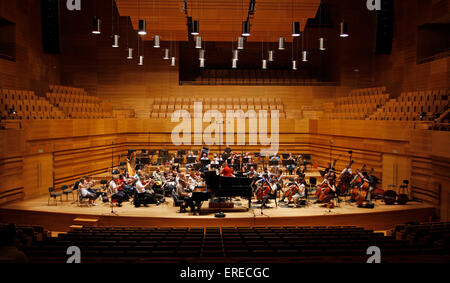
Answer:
[74,148,395,214]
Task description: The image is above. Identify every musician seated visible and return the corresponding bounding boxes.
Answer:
[243,166,257,178]
[176,178,195,213]
[109,178,126,207]
[280,177,305,206]
[79,177,100,206]
[134,178,163,207]
[286,153,296,175]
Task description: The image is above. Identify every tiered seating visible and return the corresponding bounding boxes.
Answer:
[368,89,449,121]
[22,224,449,263]
[393,221,449,252]
[149,96,287,119]
[0,223,48,248]
[112,109,135,119]
[0,88,65,120]
[47,85,112,119]
[321,87,389,120]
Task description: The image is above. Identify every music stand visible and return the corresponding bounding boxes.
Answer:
[282,153,290,159]
[269,160,279,166]
[243,157,249,164]
[174,157,183,164]
[308,177,317,207]
[282,159,294,167]
[201,159,211,167]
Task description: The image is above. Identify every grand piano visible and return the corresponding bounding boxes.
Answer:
[190,171,253,213]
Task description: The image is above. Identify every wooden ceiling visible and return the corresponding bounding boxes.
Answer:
[116,0,321,42]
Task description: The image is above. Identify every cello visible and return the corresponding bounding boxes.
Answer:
[356,168,374,206]
[255,178,272,201]
[337,160,354,195]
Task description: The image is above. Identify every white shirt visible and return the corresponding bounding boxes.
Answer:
[135,180,147,194]
[109,180,118,194]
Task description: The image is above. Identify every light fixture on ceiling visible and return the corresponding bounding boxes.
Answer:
[154,35,160,48]
[138,19,147,35]
[92,18,101,34]
[292,60,297,70]
[232,59,237,69]
[112,34,120,48]
[127,48,133,59]
[192,20,199,35]
[163,48,170,60]
[278,37,285,50]
[195,36,202,49]
[199,49,205,60]
[262,59,267,69]
[138,55,144,66]
[233,49,239,61]
[171,57,176,66]
[199,58,205,68]
[340,21,349,37]
[302,51,308,62]
[319,37,326,51]
[292,22,301,37]
[268,50,274,62]
[237,36,244,50]
[242,21,250,37]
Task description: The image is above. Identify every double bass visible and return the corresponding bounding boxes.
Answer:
[337,160,354,195]
[354,168,374,206]
[318,179,335,204]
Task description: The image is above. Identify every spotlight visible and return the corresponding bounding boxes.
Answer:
[340,21,349,37]
[242,21,250,37]
[199,49,205,60]
[138,19,147,35]
[112,35,120,48]
[319,37,326,51]
[163,48,170,60]
[154,35,160,48]
[92,18,101,34]
[233,49,239,61]
[268,50,274,62]
[232,59,237,69]
[292,22,300,37]
[127,48,133,59]
[292,60,297,70]
[199,58,205,68]
[191,20,199,35]
[278,37,285,50]
[138,56,144,66]
[237,36,244,50]
[195,36,202,49]
[262,59,267,69]
[171,57,176,66]
[302,51,308,62]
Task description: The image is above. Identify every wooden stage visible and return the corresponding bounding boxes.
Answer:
[0,194,435,233]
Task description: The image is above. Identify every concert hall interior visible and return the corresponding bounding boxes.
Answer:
[0,0,449,265]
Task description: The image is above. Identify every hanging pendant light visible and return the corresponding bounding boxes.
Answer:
[199,58,205,68]
[232,59,237,69]
[278,37,285,50]
[163,48,170,60]
[153,35,160,48]
[192,20,199,35]
[138,55,144,66]
[302,51,308,62]
[199,49,205,60]
[171,57,176,66]
[233,49,239,61]
[292,60,297,70]
[242,21,250,37]
[195,36,202,49]
[127,48,133,59]
[138,19,147,35]
[262,59,267,69]
[319,37,326,51]
[292,22,300,37]
[92,18,101,34]
[268,50,274,62]
[237,36,244,50]
[340,21,349,37]
[112,35,120,47]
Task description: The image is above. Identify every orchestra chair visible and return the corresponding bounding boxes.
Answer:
[77,188,91,207]
[307,177,317,205]
[48,187,63,206]
[61,185,75,201]
[171,188,185,212]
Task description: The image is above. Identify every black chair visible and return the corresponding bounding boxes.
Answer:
[171,188,185,211]
[61,185,74,201]
[48,187,62,206]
